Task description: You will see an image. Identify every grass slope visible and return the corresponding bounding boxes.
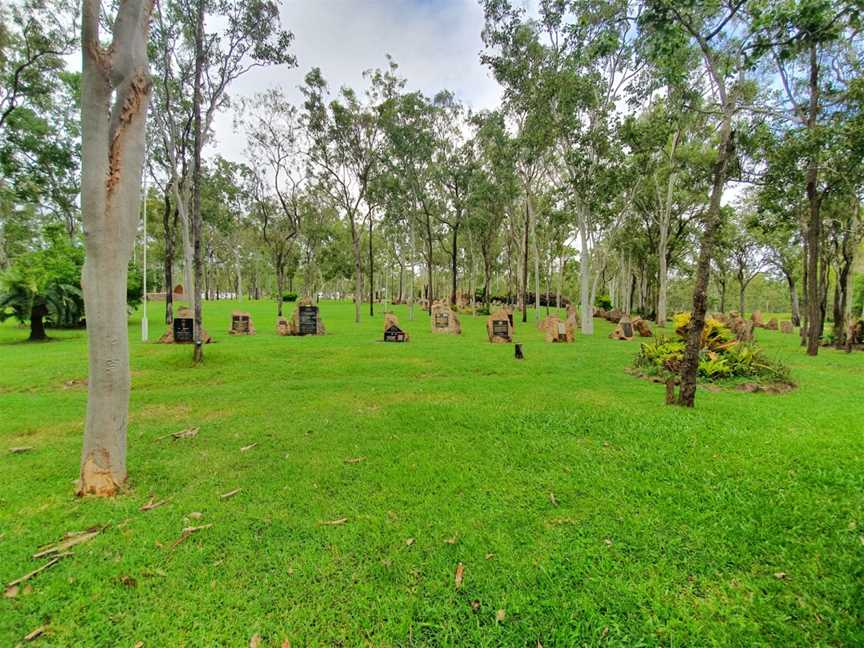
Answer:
[1,301,862,646]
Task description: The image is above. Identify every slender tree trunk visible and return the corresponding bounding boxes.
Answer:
[351,218,362,323]
[191,0,205,364]
[163,193,174,324]
[677,115,734,407]
[368,215,374,317]
[450,225,459,306]
[787,274,800,326]
[521,202,529,323]
[78,0,152,496]
[805,44,822,356]
[578,206,593,334]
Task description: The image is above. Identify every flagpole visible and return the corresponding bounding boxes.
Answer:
[141,169,149,342]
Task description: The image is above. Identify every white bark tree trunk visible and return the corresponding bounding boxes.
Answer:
[78,0,153,496]
[578,204,593,335]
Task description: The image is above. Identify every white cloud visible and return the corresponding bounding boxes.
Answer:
[209,0,503,162]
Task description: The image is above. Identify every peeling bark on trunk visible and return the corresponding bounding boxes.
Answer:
[79,0,153,496]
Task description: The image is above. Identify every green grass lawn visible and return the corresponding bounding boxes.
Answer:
[1,300,862,646]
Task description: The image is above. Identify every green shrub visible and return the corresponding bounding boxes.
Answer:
[595,294,613,311]
[282,292,298,302]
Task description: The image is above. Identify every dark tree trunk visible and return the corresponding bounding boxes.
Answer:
[450,225,459,307]
[29,304,48,341]
[805,43,822,356]
[191,0,205,364]
[787,273,801,326]
[677,118,735,408]
[521,202,529,323]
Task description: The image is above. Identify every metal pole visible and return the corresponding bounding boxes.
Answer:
[141,170,149,342]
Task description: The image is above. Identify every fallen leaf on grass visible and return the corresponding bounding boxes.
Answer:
[240,443,257,452]
[319,517,348,526]
[170,524,212,549]
[4,585,19,598]
[9,446,34,454]
[344,456,366,464]
[120,575,137,588]
[281,641,291,648]
[140,496,167,512]
[444,536,458,545]
[604,538,613,546]
[189,512,203,520]
[470,599,481,612]
[454,562,465,590]
[405,537,415,546]
[156,427,199,441]
[495,609,506,623]
[549,492,558,507]
[33,527,103,559]
[133,642,143,648]
[220,488,242,500]
[537,641,544,648]
[250,634,262,648]
[774,572,787,580]
[485,553,494,560]
[24,626,45,641]
[7,554,71,589]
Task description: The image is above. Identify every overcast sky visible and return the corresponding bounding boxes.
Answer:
[211,0,505,162]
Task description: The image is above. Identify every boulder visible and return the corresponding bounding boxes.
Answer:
[632,317,653,337]
[751,310,765,328]
[431,301,461,335]
[606,308,623,323]
[729,316,754,342]
[487,308,514,343]
[540,315,574,343]
[609,315,635,341]
[159,307,212,344]
[229,311,255,335]
[383,312,409,342]
[780,320,794,334]
[285,297,326,336]
[765,318,778,331]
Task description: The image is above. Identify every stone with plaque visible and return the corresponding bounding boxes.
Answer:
[229,311,255,336]
[430,300,461,335]
[281,297,326,336]
[383,312,409,342]
[159,307,212,344]
[609,315,635,341]
[487,308,513,343]
[540,315,574,343]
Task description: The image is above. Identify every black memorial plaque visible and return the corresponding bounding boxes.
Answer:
[232,315,249,333]
[492,319,510,339]
[298,306,318,336]
[434,312,450,329]
[621,321,634,338]
[384,325,407,342]
[173,317,194,343]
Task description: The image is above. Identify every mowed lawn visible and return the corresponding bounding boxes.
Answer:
[1,300,862,647]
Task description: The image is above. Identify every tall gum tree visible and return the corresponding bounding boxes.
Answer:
[78,0,153,496]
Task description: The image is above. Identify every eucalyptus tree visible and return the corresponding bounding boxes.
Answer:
[726,212,764,314]
[754,0,864,355]
[302,65,394,322]
[149,0,293,361]
[484,0,642,332]
[469,111,519,312]
[78,0,152,496]
[0,1,80,245]
[641,0,764,407]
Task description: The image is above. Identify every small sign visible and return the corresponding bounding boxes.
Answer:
[173,317,194,343]
[492,320,510,340]
[434,312,450,329]
[557,322,567,341]
[232,315,249,333]
[299,305,318,335]
[621,321,634,338]
[384,325,407,342]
